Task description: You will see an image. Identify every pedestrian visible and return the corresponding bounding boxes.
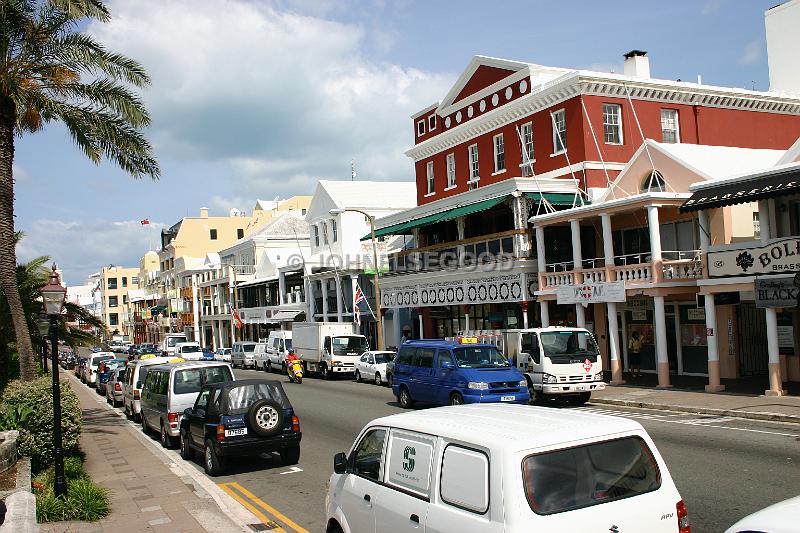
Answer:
[401,326,412,343]
[628,330,642,377]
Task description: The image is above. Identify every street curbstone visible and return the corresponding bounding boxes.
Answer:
[590,398,800,424]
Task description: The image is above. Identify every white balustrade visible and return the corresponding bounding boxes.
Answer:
[543,271,575,288]
[581,267,607,283]
[661,260,704,280]
[613,264,653,283]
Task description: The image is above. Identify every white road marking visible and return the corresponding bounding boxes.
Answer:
[279,467,303,475]
[576,407,800,438]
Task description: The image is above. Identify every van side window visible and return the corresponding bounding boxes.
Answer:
[440,444,489,514]
[396,347,415,366]
[158,372,168,395]
[414,348,435,368]
[194,389,210,415]
[437,351,454,368]
[324,337,332,354]
[351,428,387,482]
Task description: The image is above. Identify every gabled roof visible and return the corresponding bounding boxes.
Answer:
[316,180,416,210]
[250,213,309,239]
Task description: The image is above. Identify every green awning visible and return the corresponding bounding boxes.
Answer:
[524,192,582,205]
[364,195,510,240]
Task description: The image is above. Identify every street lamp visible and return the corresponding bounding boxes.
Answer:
[41,264,67,497]
[37,313,50,373]
[329,208,384,350]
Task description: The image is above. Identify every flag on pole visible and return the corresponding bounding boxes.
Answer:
[353,282,366,326]
[140,218,150,225]
[232,308,243,329]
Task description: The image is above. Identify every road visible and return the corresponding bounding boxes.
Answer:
[168,367,800,533]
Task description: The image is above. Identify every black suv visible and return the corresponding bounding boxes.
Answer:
[179,378,301,476]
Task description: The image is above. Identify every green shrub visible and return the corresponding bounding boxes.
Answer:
[34,458,110,522]
[2,376,82,472]
[0,403,33,430]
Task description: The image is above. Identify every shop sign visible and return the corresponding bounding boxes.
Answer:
[686,308,706,321]
[556,281,626,307]
[631,310,648,321]
[624,297,653,310]
[708,237,800,278]
[755,276,798,309]
[778,326,795,349]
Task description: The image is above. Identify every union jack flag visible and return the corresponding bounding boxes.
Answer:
[353,282,365,326]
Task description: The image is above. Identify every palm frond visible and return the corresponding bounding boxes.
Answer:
[47,0,109,23]
[53,33,151,86]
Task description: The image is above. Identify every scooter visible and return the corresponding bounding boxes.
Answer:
[286,353,303,384]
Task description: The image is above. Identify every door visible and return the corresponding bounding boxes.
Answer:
[431,350,457,404]
[666,315,678,375]
[188,388,211,447]
[522,332,543,388]
[737,303,769,376]
[365,353,375,379]
[338,428,387,533]
[357,353,369,377]
[410,348,436,402]
[141,372,157,427]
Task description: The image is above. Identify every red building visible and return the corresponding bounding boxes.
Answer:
[408,53,800,205]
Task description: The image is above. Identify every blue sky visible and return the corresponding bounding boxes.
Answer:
[13,0,781,284]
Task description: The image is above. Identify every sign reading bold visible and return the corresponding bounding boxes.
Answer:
[709,238,800,277]
[755,276,798,309]
[556,281,626,306]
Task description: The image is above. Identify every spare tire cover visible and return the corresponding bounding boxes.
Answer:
[248,398,284,437]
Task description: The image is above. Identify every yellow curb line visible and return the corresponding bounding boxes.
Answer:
[219,483,287,532]
[226,481,310,533]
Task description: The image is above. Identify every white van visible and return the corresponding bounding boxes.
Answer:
[231,341,257,369]
[122,356,173,422]
[327,404,687,533]
[266,331,293,371]
[253,342,270,371]
[175,342,202,361]
[506,327,605,405]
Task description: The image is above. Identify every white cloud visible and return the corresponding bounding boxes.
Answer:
[16,219,166,285]
[91,0,453,200]
[740,41,762,65]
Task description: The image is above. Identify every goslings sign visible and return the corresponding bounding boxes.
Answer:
[755,276,798,309]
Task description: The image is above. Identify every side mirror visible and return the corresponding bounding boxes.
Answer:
[184,408,193,417]
[333,452,347,474]
[441,361,454,370]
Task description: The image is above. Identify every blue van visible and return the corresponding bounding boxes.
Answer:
[391,339,530,407]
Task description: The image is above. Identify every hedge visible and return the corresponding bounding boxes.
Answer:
[2,376,82,472]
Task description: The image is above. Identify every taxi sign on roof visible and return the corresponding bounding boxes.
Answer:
[458,336,479,344]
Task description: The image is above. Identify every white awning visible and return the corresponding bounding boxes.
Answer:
[269,310,303,322]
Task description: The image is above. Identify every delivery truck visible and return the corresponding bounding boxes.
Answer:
[292,322,368,379]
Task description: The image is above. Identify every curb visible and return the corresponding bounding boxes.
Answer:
[590,398,800,424]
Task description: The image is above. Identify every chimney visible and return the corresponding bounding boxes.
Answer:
[199,207,209,218]
[623,50,650,79]
[765,0,800,92]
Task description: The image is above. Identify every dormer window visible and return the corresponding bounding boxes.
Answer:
[417,119,426,137]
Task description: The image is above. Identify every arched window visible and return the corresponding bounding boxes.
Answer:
[641,170,666,192]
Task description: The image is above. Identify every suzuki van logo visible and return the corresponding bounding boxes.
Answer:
[402,446,416,472]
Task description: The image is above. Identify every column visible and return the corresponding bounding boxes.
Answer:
[456,217,466,266]
[521,302,529,329]
[335,275,344,322]
[654,296,671,387]
[350,274,359,324]
[535,226,550,327]
[512,193,530,257]
[278,270,287,305]
[759,200,786,395]
[570,219,586,328]
[304,275,314,321]
[601,213,624,384]
[698,210,724,392]
[321,279,329,322]
[674,304,684,375]
[417,309,424,338]
[191,274,201,345]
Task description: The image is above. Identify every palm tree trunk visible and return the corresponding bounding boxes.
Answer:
[0,95,36,382]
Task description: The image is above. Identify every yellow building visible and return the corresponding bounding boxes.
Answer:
[245,196,311,234]
[98,265,140,339]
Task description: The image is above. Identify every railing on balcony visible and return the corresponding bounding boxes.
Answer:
[611,263,653,283]
[283,291,305,305]
[180,312,194,326]
[542,271,575,287]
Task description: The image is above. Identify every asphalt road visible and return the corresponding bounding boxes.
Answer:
[178,367,800,533]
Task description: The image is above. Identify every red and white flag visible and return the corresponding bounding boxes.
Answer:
[232,308,243,329]
[353,282,365,326]
[140,218,150,225]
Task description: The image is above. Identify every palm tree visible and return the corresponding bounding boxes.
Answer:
[0,0,159,381]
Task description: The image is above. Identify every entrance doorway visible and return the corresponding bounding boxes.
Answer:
[736,303,768,376]
[666,315,678,374]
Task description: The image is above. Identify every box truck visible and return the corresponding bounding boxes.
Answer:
[292,322,368,379]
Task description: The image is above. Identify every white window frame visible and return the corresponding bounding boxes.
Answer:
[428,114,437,131]
[492,133,505,174]
[445,153,456,190]
[417,119,426,137]
[602,103,623,145]
[313,225,320,247]
[468,144,480,182]
[551,109,567,155]
[426,161,435,196]
[331,219,338,242]
[519,122,534,177]
[660,109,680,143]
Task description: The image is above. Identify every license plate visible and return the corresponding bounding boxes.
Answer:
[575,385,586,391]
[501,395,515,402]
[224,428,247,437]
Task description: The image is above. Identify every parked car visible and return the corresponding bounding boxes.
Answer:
[122,356,173,422]
[215,348,232,362]
[140,361,235,449]
[96,358,128,395]
[391,339,529,408]
[179,378,301,476]
[265,331,293,372]
[84,352,114,386]
[354,351,395,385]
[725,495,800,533]
[231,341,257,369]
[175,342,203,361]
[202,348,216,360]
[327,404,687,533]
[253,342,270,371]
[106,366,127,407]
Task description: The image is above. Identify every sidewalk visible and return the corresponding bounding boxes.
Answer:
[41,373,254,533]
[593,376,800,423]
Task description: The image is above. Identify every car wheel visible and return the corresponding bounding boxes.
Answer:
[160,421,176,449]
[266,360,272,373]
[280,446,300,466]
[398,386,414,409]
[450,392,464,406]
[248,398,284,437]
[374,372,382,386]
[320,364,330,380]
[387,372,393,387]
[106,395,112,405]
[180,429,194,460]
[141,413,148,434]
[204,439,225,476]
[355,370,362,383]
[569,392,591,406]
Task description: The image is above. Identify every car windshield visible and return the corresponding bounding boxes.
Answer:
[92,355,112,366]
[181,345,201,353]
[539,331,600,363]
[243,344,256,353]
[522,436,661,515]
[332,336,368,356]
[225,382,287,413]
[374,353,393,364]
[166,337,186,347]
[173,366,233,395]
[454,347,509,368]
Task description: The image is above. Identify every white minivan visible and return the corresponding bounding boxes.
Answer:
[175,342,202,361]
[326,404,688,533]
[253,342,270,371]
[231,341,257,369]
[266,331,293,371]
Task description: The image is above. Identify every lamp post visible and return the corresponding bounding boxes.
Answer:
[329,208,384,350]
[41,264,67,497]
[37,313,50,373]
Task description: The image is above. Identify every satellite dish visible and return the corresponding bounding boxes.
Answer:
[229,208,241,217]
